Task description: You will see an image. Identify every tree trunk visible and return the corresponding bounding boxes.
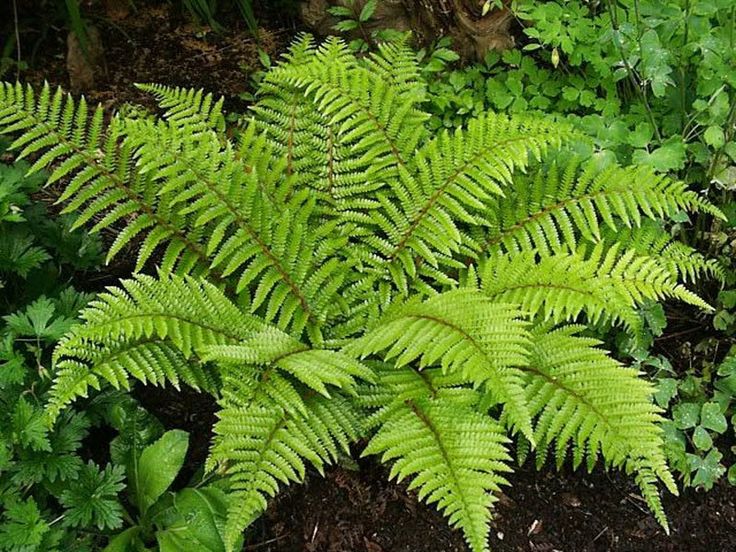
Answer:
[300,0,514,60]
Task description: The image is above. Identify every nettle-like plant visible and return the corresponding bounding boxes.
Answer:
[0,37,725,551]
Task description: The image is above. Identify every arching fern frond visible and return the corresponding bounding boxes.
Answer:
[255,37,428,208]
[124,118,348,337]
[363,388,511,552]
[522,324,677,531]
[251,35,330,194]
[202,321,373,551]
[209,394,363,552]
[479,243,711,330]
[358,113,572,293]
[134,83,226,133]
[0,82,217,277]
[48,340,219,432]
[49,273,260,420]
[606,220,725,284]
[356,364,514,550]
[349,289,534,442]
[479,160,725,258]
[360,37,426,100]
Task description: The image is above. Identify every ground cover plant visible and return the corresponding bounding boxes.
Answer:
[423,0,736,187]
[0,153,121,550]
[0,33,728,551]
[102,427,240,552]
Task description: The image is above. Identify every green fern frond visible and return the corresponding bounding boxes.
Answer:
[480,242,712,330]
[607,220,725,283]
[0,82,216,277]
[209,394,363,551]
[134,83,226,133]
[359,113,572,293]
[48,273,259,420]
[255,37,428,207]
[523,324,677,530]
[124,118,348,337]
[360,37,426,100]
[363,392,511,552]
[204,325,372,550]
[480,160,725,257]
[251,36,330,194]
[350,289,534,442]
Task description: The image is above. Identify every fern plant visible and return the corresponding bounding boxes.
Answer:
[0,36,725,552]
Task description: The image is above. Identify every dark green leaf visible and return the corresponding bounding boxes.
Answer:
[155,488,233,552]
[673,402,700,429]
[103,526,142,552]
[688,449,725,490]
[654,378,678,408]
[692,426,712,450]
[59,462,126,530]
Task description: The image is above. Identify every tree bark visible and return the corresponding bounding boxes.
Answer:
[300,0,514,60]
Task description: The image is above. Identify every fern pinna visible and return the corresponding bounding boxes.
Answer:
[0,36,723,551]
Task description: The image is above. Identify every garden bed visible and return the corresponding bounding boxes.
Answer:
[6,1,736,550]
[137,382,736,551]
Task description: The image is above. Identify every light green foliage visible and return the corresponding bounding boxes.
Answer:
[424,0,736,196]
[419,3,736,500]
[0,36,722,551]
[364,394,511,552]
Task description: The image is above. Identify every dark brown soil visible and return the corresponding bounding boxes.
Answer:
[250,461,736,552]
[135,382,736,552]
[9,0,290,113]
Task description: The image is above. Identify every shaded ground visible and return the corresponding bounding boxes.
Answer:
[255,462,736,552]
[6,3,736,550]
[137,383,736,552]
[10,0,291,112]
